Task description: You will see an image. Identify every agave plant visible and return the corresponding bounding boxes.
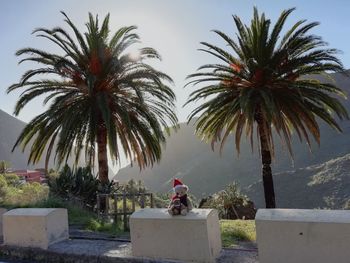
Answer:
[185,8,348,208]
[8,12,177,184]
[49,165,99,207]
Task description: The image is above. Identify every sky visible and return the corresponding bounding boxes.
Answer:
[1,0,350,169]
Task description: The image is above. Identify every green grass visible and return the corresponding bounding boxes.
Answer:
[89,219,256,246]
[37,197,127,235]
[67,205,97,225]
[29,196,97,225]
[220,220,256,247]
[85,219,127,236]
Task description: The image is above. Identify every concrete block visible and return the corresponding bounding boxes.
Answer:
[0,208,7,238]
[3,208,68,249]
[130,208,221,263]
[256,209,350,263]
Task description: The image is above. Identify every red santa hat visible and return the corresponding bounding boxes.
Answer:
[173,178,188,191]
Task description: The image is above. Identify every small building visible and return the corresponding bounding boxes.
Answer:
[12,169,46,183]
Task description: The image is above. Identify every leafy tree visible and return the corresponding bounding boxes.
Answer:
[8,12,177,185]
[185,8,348,208]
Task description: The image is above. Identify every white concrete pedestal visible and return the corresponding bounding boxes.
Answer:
[256,209,350,263]
[0,208,7,238]
[130,208,222,263]
[3,208,68,249]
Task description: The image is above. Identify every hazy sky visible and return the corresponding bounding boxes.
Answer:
[2,0,350,123]
[1,0,350,169]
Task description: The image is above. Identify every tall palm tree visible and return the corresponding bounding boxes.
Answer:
[8,12,177,185]
[185,8,348,208]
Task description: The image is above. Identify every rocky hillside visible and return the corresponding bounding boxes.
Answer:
[246,153,350,209]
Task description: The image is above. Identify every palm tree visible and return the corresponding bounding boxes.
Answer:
[8,12,177,185]
[185,8,348,208]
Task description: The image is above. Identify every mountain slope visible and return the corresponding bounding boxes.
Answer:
[0,109,77,170]
[0,109,37,169]
[246,153,350,209]
[115,71,350,202]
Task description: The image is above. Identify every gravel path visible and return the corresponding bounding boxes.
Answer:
[218,248,258,263]
[0,226,258,262]
[51,239,258,262]
[0,261,34,263]
[1,238,258,263]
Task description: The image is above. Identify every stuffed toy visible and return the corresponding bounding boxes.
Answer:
[168,178,192,216]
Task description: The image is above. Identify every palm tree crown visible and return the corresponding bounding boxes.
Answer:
[185,7,348,208]
[8,12,177,183]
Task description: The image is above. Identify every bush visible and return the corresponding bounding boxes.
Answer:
[0,160,11,174]
[0,169,96,226]
[3,182,49,207]
[0,175,8,200]
[86,218,124,235]
[220,220,256,247]
[34,196,67,208]
[200,182,256,219]
[153,193,170,208]
[0,173,49,207]
[49,165,99,208]
[3,173,21,187]
[34,196,97,225]
[86,218,101,231]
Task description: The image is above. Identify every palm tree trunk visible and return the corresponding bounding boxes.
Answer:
[97,126,109,185]
[256,111,276,208]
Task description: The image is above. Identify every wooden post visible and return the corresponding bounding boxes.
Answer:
[105,194,109,217]
[114,193,118,225]
[101,194,109,222]
[150,193,154,208]
[123,190,127,231]
[97,194,100,218]
[140,192,145,209]
[132,194,136,212]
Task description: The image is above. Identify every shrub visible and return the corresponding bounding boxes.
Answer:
[3,173,21,187]
[200,182,256,219]
[86,218,101,231]
[34,196,67,208]
[86,218,124,235]
[0,160,11,174]
[0,175,8,200]
[49,165,99,208]
[0,173,48,207]
[153,193,170,208]
[220,220,256,247]
[34,195,97,225]
[3,182,49,207]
